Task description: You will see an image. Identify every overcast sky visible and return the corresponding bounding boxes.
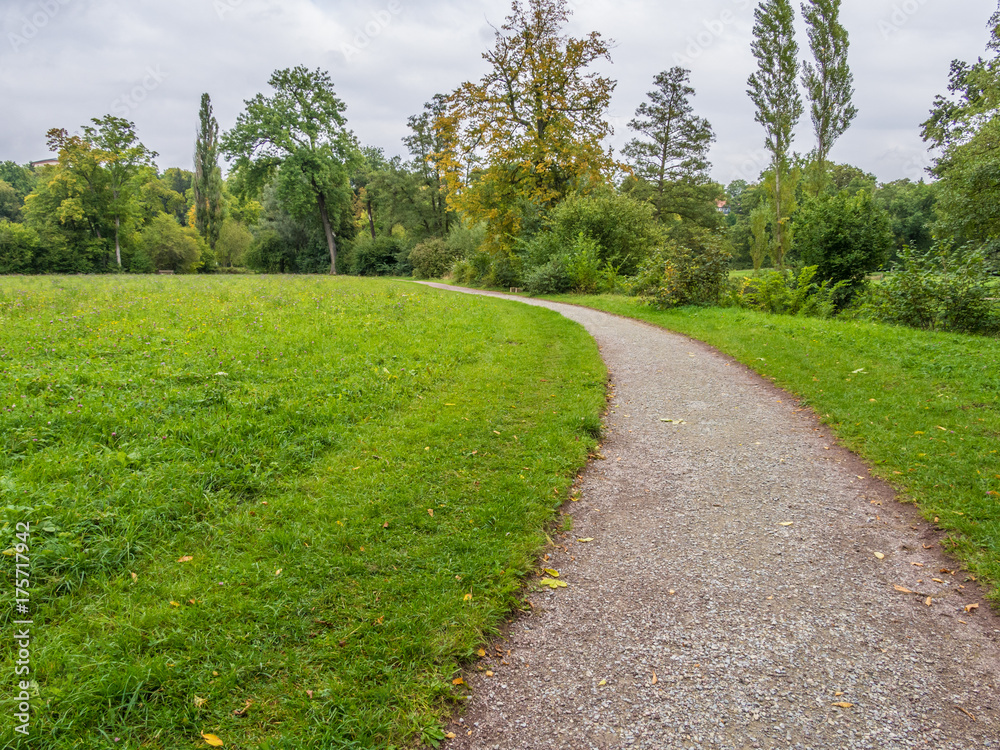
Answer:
[1,0,996,186]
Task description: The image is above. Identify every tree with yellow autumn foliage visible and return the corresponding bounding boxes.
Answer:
[435,0,618,252]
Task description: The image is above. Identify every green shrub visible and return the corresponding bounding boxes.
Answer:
[140,213,202,274]
[0,219,40,273]
[794,190,893,305]
[450,258,475,284]
[409,238,461,279]
[548,191,665,275]
[861,243,999,334]
[349,235,411,276]
[444,221,486,259]
[628,230,732,308]
[727,266,844,318]
[486,252,522,288]
[524,256,572,295]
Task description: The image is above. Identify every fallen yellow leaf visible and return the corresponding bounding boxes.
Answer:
[925,597,933,606]
[778,522,794,527]
[463,593,473,601]
[486,670,494,677]
[543,569,560,577]
[598,679,607,686]
[170,601,181,607]
[651,670,658,685]
[577,538,594,543]
[274,569,282,576]
[194,696,208,708]
[178,556,193,563]
[832,702,854,708]
[477,649,486,657]
[202,734,224,747]
[965,603,979,613]
[452,677,465,686]
[874,552,885,560]
[893,585,913,594]
[539,578,567,589]
[445,733,457,740]
[427,508,434,517]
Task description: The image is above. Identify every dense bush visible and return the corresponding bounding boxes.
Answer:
[409,238,461,279]
[524,256,572,295]
[727,266,844,318]
[794,190,893,305]
[140,213,205,274]
[861,243,999,334]
[348,235,412,276]
[0,220,40,273]
[628,229,732,308]
[545,191,665,275]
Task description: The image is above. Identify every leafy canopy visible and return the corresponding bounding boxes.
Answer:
[436,0,617,251]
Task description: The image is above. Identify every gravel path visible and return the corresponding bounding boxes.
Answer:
[416,284,1000,750]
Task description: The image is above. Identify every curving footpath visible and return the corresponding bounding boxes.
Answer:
[416,283,1000,750]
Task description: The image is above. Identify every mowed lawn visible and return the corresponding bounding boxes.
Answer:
[0,276,606,749]
[550,295,1000,603]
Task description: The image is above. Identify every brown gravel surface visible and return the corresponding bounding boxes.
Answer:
[416,284,1000,750]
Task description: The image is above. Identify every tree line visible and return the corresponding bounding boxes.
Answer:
[0,0,995,327]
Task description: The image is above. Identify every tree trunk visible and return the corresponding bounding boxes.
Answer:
[317,192,338,275]
[115,217,122,268]
[366,201,376,240]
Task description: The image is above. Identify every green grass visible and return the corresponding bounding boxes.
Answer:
[0,276,606,749]
[546,295,1000,603]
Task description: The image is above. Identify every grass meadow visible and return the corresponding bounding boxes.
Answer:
[550,295,1000,602]
[0,276,607,749]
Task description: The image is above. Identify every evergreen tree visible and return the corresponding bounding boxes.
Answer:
[747,0,803,268]
[801,0,858,196]
[623,67,715,222]
[194,93,224,249]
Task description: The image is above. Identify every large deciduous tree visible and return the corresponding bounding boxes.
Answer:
[747,0,803,269]
[44,117,156,268]
[83,117,157,268]
[623,67,715,221]
[194,93,224,249]
[405,95,452,237]
[436,0,617,251]
[222,66,358,274]
[922,9,1000,261]
[801,0,858,196]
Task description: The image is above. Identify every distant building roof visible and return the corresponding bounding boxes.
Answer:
[30,159,58,170]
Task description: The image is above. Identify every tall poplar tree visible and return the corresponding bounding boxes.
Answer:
[747,0,803,268]
[623,67,715,221]
[801,0,858,196]
[194,93,224,249]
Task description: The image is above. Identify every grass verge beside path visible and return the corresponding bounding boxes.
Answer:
[548,295,1000,604]
[0,276,606,749]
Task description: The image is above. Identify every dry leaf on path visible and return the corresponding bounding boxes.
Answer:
[539,578,567,589]
[543,569,560,577]
[874,552,885,560]
[778,522,794,527]
[893,585,913,594]
[832,702,854,709]
[965,603,979,613]
[577,538,594,543]
[651,670,658,686]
